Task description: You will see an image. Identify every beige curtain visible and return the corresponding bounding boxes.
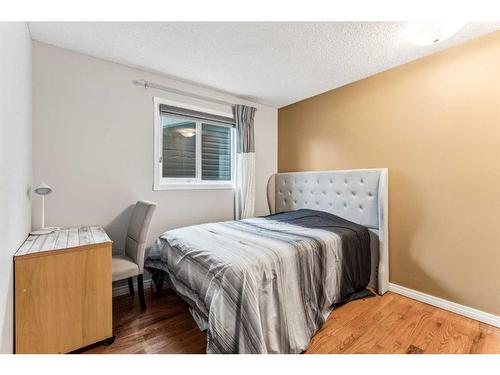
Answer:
[232,104,256,219]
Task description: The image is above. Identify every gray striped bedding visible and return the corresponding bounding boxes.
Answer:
[145,209,371,354]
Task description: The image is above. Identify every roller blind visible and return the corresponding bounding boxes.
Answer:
[160,104,234,125]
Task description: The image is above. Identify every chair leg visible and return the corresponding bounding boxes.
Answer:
[127,277,135,296]
[137,274,146,310]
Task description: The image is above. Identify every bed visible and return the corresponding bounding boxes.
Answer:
[145,168,389,354]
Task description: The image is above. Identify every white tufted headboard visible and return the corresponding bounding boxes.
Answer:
[266,168,389,294]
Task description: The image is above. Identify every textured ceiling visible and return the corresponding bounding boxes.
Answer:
[28,22,499,107]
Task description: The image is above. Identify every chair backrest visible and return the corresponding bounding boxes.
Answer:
[125,200,157,274]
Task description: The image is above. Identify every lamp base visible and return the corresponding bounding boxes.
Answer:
[30,228,55,235]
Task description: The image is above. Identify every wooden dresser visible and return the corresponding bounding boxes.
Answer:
[14,226,113,354]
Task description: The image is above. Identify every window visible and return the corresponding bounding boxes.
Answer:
[154,98,236,190]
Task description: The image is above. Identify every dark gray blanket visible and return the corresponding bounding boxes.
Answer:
[267,209,371,302]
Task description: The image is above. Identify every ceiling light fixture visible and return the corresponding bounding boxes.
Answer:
[176,128,197,137]
[408,22,464,46]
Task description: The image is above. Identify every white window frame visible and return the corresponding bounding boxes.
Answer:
[153,97,236,191]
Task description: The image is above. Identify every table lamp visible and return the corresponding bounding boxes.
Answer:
[30,182,54,235]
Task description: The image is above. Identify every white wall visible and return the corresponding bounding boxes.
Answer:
[0,23,32,353]
[32,42,277,257]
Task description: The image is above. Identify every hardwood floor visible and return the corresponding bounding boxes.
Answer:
[78,287,499,354]
[78,287,206,354]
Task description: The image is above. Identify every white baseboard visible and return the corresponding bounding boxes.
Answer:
[112,279,151,297]
[389,283,499,328]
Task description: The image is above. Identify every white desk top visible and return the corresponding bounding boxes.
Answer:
[15,226,112,257]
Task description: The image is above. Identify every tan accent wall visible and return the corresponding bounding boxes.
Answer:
[278,31,500,315]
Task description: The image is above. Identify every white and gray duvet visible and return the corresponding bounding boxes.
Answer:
[145,209,371,354]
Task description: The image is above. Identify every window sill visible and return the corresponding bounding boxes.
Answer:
[153,183,236,191]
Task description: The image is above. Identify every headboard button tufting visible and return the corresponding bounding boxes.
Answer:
[273,169,382,230]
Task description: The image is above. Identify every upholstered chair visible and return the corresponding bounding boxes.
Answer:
[112,200,156,310]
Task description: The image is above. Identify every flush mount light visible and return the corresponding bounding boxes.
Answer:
[176,128,196,137]
[408,22,464,46]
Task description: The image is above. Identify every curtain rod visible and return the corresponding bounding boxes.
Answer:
[132,79,238,107]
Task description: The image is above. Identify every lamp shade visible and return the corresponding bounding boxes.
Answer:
[34,182,53,195]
